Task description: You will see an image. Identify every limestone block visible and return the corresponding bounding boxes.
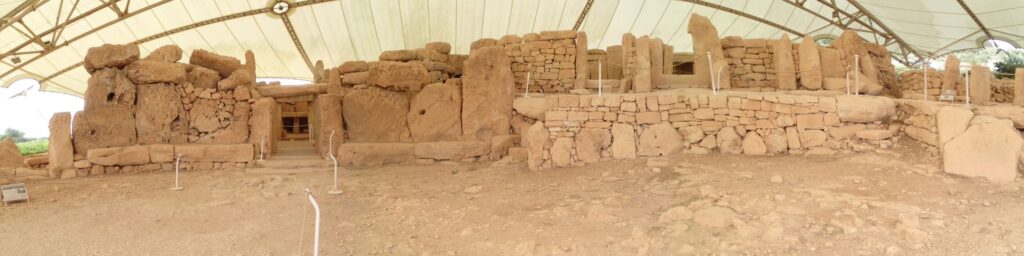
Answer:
[904,126,938,147]
[937,106,973,146]
[798,36,822,89]
[0,138,24,168]
[785,127,801,149]
[339,61,369,74]
[149,144,175,163]
[337,143,415,166]
[249,98,276,157]
[855,130,892,140]
[344,87,411,142]
[717,127,742,154]
[550,138,574,167]
[313,94,344,157]
[974,105,1024,128]
[175,144,254,162]
[679,126,705,144]
[829,124,867,140]
[144,45,183,63]
[819,48,844,79]
[969,65,991,104]
[187,66,221,89]
[795,113,824,130]
[742,132,767,155]
[125,60,186,84]
[650,38,664,85]
[835,95,896,123]
[84,44,139,73]
[1015,68,1024,106]
[638,123,682,157]
[72,108,137,156]
[942,55,960,91]
[764,131,788,154]
[87,146,151,166]
[218,69,255,90]
[367,61,431,91]
[798,130,827,148]
[408,83,462,142]
[576,128,612,163]
[426,42,452,54]
[136,83,187,144]
[188,99,221,133]
[462,46,515,141]
[189,49,242,77]
[414,141,490,160]
[513,97,546,120]
[47,112,73,171]
[611,123,637,159]
[341,71,368,86]
[575,31,589,90]
[194,101,250,144]
[634,36,653,92]
[687,14,730,88]
[525,122,549,170]
[84,68,136,111]
[379,49,420,61]
[943,117,1023,182]
[773,35,797,90]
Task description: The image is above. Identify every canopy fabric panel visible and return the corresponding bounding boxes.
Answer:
[1,0,1021,97]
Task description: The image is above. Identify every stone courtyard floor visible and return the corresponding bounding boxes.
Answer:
[1,140,1023,255]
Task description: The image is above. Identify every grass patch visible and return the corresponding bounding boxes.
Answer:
[16,139,48,156]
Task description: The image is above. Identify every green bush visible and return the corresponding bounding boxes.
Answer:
[16,139,48,156]
[995,53,1024,79]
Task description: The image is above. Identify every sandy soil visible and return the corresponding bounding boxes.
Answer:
[2,141,1023,255]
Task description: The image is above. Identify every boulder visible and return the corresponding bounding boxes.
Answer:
[425,42,452,54]
[462,46,515,141]
[550,138,574,167]
[835,95,896,123]
[136,83,187,144]
[679,126,705,144]
[525,122,549,170]
[611,123,637,159]
[575,128,612,163]
[47,113,74,171]
[125,60,187,84]
[764,131,789,154]
[84,44,139,73]
[144,44,183,63]
[339,61,369,74]
[943,117,1023,182]
[189,49,242,77]
[343,87,412,142]
[687,14,730,88]
[936,106,973,146]
[716,127,742,154]
[72,108,137,156]
[0,138,23,168]
[84,68,136,111]
[638,123,683,156]
[414,141,490,160]
[408,83,462,142]
[218,69,255,90]
[742,132,767,155]
[798,36,822,89]
[336,143,415,167]
[187,66,221,89]
[175,144,253,162]
[367,61,431,91]
[773,35,797,90]
[513,97,546,120]
[87,146,151,166]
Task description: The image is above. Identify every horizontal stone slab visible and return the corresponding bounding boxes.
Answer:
[255,84,328,98]
[413,141,491,160]
[336,143,415,167]
[87,145,151,166]
[175,144,253,163]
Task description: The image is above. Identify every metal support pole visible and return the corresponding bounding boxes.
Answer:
[707,51,716,93]
[525,64,532,97]
[855,55,860,95]
[965,72,971,106]
[327,130,342,195]
[305,189,321,256]
[260,138,266,160]
[845,71,851,95]
[598,60,603,97]
[171,154,183,191]
[923,60,929,101]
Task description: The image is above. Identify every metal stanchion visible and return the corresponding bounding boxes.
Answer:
[525,64,532,97]
[327,130,342,195]
[598,61,603,97]
[305,189,321,256]
[854,55,860,95]
[965,72,971,106]
[171,154,183,191]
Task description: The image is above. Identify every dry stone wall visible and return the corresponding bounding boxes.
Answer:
[473,30,578,93]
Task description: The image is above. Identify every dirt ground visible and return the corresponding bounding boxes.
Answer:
[2,140,1023,255]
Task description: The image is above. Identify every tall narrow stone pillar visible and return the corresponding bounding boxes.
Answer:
[312,94,344,158]
[650,38,665,87]
[798,36,822,90]
[48,112,73,176]
[575,31,589,90]
[773,34,796,90]
[619,33,636,92]
[663,45,674,75]
[635,36,653,92]
[1014,68,1024,106]
[250,98,277,158]
[687,14,730,89]
[942,55,961,92]
[970,65,991,103]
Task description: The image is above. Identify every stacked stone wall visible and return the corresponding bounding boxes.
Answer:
[722,37,776,88]
[471,30,578,93]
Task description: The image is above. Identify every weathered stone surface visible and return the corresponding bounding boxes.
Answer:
[339,61,369,74]
[218,69,255,90]
[189,49,242,77]
[187,66,221,89]
[344,87,411,142]
[785,127,801,149]
[679,126,704,144]
[905,126,938,147]
[188,99,221,133]
[774,34,797,90]
[414,141,490,160]
[72,108,137,156]
[835,95,896,123]
[819,48,844,78]
[619,33,636,93]
[379,50,419,61]
[341,71,368,85]
[336,143,415,166]
[639,123,682,157]
[175,144,253,162]
[974,105,1024,128]
[149,144,175,163]
[0,138,23,168]
[513,97,546,120]
[462,46,515,141]
[795,113,824,130]
[611,123,637,159]
[634,36,653,92]
[855,130,892,140]
[47,112,73,171]
[764,131,788,154]
[575,128,611,163]
[525,122,549,170]
[408,83,462,142]
[249,98,276,157]
[550,138,574,167]
[575,32,590,89]
[942,55,960,91]
[742,132,767,155]
[84,44,139,73]
[367,61,431,91]
[799,36,822,90]
[829,124,866,140]
[313,94,344,158]
[687,14,730,89]
[943,117,1023,182]
[937,106,973,146]
[693,206,736,228]
[1016,68,1024,106]
[136,83,187,144]
[832,30,878,84]
[125,60,187,84]
[426,42,452,54]
[85,68,136,111]
[969,65,991,104]
[144,45,183,63]
[798,130,827,148]
[717,128,742,154]
[87,146,151,166]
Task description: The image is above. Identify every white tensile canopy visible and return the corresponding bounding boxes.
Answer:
[1,0,1021,96]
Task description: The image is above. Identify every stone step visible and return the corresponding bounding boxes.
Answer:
[245,167,330,175]
[256,159,331,169]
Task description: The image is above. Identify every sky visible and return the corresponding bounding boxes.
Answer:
[0,78,309,139]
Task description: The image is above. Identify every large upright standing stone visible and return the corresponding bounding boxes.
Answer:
[943,117,1023,183]
[0,138,23,169]
[607,46,624,79]
[773,34,797,90]
[634,36,653,92]
[313,94,344,158]
[687,14,730,89]
[525,122,549,171]
[969,65,992,103]
[611,123,637,159]
[574,31,589,90]
[832,30,878,84]
[344,87,412,142]
[136,83,186,144]
[462,46,515,141]
[250,98,277,157]
[798,36,822,90]
[48,112,73,172]
[663,45,674,75]
[408,83,462,142]
[619,33,636,93]
[942,55,961,92]
[1014,68,1024,106]
[650,38,665,87]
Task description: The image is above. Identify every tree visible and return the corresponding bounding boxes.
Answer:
[994,52,1024,79]
[0,128,27,143]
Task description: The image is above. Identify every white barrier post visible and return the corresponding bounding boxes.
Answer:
[923,59,929,101]
[525,64,532,97]
[598,60,603,97]
[965,72,971,106]
[305,189,321,256]
[845,71,851,95]
[327,130,342,195]
[171,154,183,191]
[707,51,716,94]
[260,138,266,160]
[854,55,860,95]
